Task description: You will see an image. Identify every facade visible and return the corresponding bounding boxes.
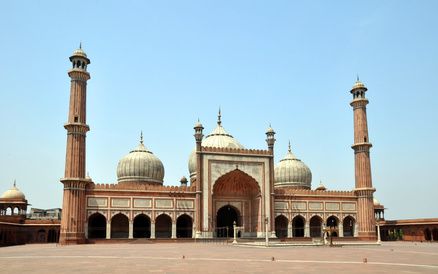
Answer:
[0,182,61,246]
[59,47,378,244]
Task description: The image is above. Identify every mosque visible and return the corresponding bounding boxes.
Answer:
[56,46,379,244]
[2,46,437,246]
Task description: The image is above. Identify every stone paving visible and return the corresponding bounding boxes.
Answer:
[0,241,437,273]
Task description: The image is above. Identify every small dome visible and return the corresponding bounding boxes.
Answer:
[266,126,275,134]
[117,142,164,185]
[316,181,326,191]
[352,80,365,89]
[1,184,25,199]
[274,146,312,189]
[73,48,87,58]
[373,198,380,206]
[188,123,244,181]
[194,120,203,128]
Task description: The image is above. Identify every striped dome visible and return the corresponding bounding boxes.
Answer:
[274,147,312,189]
[117,143,164,185]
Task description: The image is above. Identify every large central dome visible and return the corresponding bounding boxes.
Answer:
[117,139,165,186]
[188,116,244,181]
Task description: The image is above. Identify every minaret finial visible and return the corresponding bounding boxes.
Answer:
[140,131,143,144]
[217,107,222,125]
[80,42,82,49]
[288,140,291,152]
[357,74,359,81]
[14,179,16,187]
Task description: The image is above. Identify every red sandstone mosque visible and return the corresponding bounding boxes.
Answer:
[2,47,437,245]
[58,46,377,244]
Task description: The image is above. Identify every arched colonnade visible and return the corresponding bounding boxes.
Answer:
[87,212,194,239]
[274,214,357,238]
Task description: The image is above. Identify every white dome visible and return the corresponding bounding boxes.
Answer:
[1,184,25,199]
[188,123,244,181]
[274,147,312,189]
[373,198,380,206]
[117,143,164,185]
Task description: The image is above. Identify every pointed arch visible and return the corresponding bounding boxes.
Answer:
[111,213,129,238]
[176,214,193,238]
[275,215,288,238]
[155,214,172,238]
[343,216,355,237]
[292,215,305,237]
[212,169,261,197]
[133,214,151,238]
[310,215,323,237]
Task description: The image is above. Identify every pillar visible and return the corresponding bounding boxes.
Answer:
[339,222,344,237]
[106,221,111,239]
[171,221,177,239]
[287,222,292,238]
[129,220,133,239]
[151,221,156,239]
[304,221,310,237]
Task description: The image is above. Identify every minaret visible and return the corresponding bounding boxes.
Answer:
[59,45,91,244]
[350,77,376,239]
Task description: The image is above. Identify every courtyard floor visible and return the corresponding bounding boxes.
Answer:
[0,241,437,273]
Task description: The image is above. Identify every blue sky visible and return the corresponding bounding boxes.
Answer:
[1,1,437,220]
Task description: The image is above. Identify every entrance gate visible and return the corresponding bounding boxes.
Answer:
[216,206,238,237]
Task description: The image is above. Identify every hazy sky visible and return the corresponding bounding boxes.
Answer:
[1,1,437,220]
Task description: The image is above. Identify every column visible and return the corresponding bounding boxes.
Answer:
[354,223,359,237]
[129,220,133,239]
[151,221,156,239]
[106,221,111,239]
[171,221,177,239]
[287,222,292,238]
[84,222,88,239]
[304,221,310,237]
[192,222,196,238]
[339,222,344,237]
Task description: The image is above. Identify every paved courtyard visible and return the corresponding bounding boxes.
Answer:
[0,241,437,273]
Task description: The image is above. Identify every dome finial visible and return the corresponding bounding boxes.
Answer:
[79,41,82,49]
[288,140,291,152]
[217,107,222,125]
[14,179,16,187]
[140,131,143,144]
[357,74,359,82]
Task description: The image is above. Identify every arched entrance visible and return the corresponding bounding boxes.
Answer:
[293,216,305,237]
[432,228,438,241]
[275,215,288,238]
[133,214,151,238]
[424,228,431,241]
[88,213,106,239]
[213,169,261,237]
[37,229,46,242]
[156,214,172,238]
[327,216,339,237]
[310,216,322,237]
[343,216,355,237]
[48,229,57,243]
[111,213,129,238]
[217,205,239,237]
[177,214,193,238]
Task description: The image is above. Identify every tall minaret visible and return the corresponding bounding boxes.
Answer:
[59,45,91,244]
[350,78,376,239]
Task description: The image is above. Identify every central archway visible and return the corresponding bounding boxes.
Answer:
[216,205,239,237]
[213,169,261,237]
